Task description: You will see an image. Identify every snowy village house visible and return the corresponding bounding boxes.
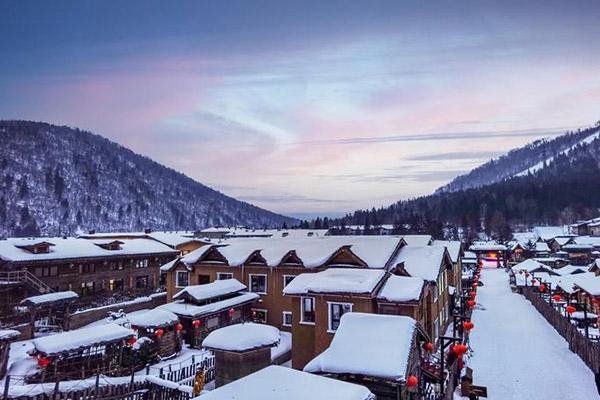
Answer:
[0,237,178,300]
[162,236,408,331]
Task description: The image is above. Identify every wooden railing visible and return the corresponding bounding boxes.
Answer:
[0,271,53,294]
[522,287,600,372]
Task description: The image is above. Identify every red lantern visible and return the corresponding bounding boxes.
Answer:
[525,273,530,278]
[228,308,235,317]
[519,270,523,275]
[467,300,476,308]
[469,291,476,298]
[423,342,433,352]
[453,344,467,356]
[472,283,478,288]
[538,284,546,292]
[37,356,51,368]
[592,298,598,305]
[175,323,183,332]
[463,321,474,331]
[552,295,562,302]
[127,336,137,346]
[566,305,576,315]
[155,328,164,338]
[531,279,537,285]
[192,319,201,328]
[406,375,419,388]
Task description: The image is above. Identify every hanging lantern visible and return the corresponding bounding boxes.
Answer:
[423,342,433,352]
[175,323,183,332]
[463,321,474,331]
[592,298,598,305]
[155,328,164,338]
[566,305,576,314]
[467,300,476,308]
[552,294,562,302]
[192,319,201,328]
[469,291,476,298]
[37,356,51,368]
[406,375,419,388]
[519,270,523,275]
[127,336,137,346]
[525,273,530,278]
[472,283,478,288]
[538,284,546,292]
[228,308,235,317]
[453,343,467,356]
[531,279,537,285]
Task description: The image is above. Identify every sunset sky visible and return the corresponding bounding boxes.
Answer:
[2,1,600,218]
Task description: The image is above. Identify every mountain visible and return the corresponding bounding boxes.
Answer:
[0,120,296,237]
[330,123,600,239]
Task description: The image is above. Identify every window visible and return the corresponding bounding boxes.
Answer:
[81,281,95,296]
[35,266,58,277]
[80,264,96,274]
[176,271,190,288]
[207,317,219,329]
[217,272,233,280]
[328,302,352,332]
[198,274,211,284]
[252,309,267,324]
[136,259,149,268]
[300,297,315,324]
[135,275,149,289]
[282,311,292,327]
[283,275,296,288]
[249,274,267,294]
[109,279,124,291]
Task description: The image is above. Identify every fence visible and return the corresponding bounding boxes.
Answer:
[522,287,600,372]
[3,354,215,400]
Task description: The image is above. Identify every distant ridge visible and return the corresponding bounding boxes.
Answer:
[0,120,296,237]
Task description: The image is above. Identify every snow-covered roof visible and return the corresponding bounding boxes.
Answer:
[377,276,424,303]
[469,242,507,251]
[173,279,247,302]
[197,365,375,400]
[511,259,552,273]
[31,324,134,355]
[532,226,569,241]
[546,273,597,294]
[393,245,447,281]
[304,313,417,382]
[128,309,179,328]
[159,292,259,317]
[535,242,550,253]
[573,236,600,247]
[463,251,476,259]
[512,232,539,245]
[146,232,205,248]
[0,329,20,341]
[563,243,594,251]
[21,291,79,306]
[574,277,600,296]
[401,235,432,247]
[0,237,177,262]
[159,258,179,272]
[202,323,280,352]
[283,269,386,295]
[432,240,461,263]
[554,265,588,276]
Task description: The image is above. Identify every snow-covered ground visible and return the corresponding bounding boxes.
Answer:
[468,269,600,399]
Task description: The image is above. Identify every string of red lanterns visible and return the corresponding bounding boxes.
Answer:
[406,375,419,388]
[463,321,474,331]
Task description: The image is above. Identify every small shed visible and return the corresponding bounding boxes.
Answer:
[0,330,20,379]
[20,291,79,333]
[304,312,428,400]
[27,323,135,382]
[128,309,182,358]
[197,365,375,400]
[202,323,280,387]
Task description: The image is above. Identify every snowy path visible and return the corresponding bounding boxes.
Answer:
[468,268,600,400]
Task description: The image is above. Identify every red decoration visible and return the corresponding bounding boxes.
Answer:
[472,283,478,288]
[192,319,201,328]
[519,270,523,275]
[155,328,164,338]
[566,305,576,315]
[228,308,235,317]
[463,321,474,331]
[469,291,476,298]
[531,279,537,285]
[592,298,598,305]
[37,356,51,368]
[552,295,562,302]
[525,273,530,278]
[423,342,433,352]
[538,284,546,292]
[175,323,183,332]
[127,336,137,346]
[467,300,476,308]
[406,375,419,388]
[453,344,468,356]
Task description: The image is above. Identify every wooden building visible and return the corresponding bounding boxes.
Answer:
[127,309,182,358]
[79,231,208,256]
[304,312,429,400]
[562,244,594,266]
[0,237,178,301]
[0,329,19,380]
[159,279,258,348]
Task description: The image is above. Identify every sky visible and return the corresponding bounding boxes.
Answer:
[2,1,600,218]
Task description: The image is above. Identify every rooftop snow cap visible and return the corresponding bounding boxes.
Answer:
[173,279,247,302]
[202,323,280,352]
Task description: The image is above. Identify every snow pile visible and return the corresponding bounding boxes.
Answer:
[21,291,79,306]
[283,269,386,295]
[196,365,375,400]
[271,331,291,361]
[0,329,20,340]
[31,323,134,355]
[393,245,447,281]
[304,313,416,382]
[128,309,179,328]
[377,276,424,302]
[173,279,246,302]
[202,323,280,352]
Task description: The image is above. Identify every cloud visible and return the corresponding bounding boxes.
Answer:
[407,151,503,161]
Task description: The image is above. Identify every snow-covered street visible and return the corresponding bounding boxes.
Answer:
[468,268,600,399]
